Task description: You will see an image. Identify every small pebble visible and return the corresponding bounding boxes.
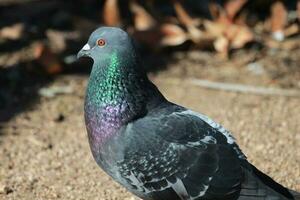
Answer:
[0,184,13,195]
[54,113,65,123]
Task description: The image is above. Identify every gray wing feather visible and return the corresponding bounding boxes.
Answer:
[116,105,244,199]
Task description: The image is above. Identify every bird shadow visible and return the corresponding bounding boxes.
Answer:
[0,62,53,123]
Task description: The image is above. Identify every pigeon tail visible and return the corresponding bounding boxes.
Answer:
[240,162,295,200]
[289,190,300,200]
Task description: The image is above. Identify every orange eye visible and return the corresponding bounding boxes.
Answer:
[97,39,106,46]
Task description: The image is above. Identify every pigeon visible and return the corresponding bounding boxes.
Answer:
[78,27,299,200]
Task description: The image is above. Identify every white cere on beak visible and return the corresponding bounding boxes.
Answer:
[82,43,91,51]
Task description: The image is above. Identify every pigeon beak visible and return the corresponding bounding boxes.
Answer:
[77,43,91,59]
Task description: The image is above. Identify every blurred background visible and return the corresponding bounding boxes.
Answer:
[0,0,299,199]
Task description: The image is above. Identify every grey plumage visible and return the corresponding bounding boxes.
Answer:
[78,27,299,200]
[102,104,296,200]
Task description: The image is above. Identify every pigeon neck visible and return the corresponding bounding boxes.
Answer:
[84,52,165,148]
[85,52,152,126]
[87,53,127,105]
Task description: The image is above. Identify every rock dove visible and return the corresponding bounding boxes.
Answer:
[78,27,299,200]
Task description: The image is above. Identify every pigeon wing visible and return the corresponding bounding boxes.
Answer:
[116,106,244,199]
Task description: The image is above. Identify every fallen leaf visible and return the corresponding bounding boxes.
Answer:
[270,1,287,41]
[284,24,300,37]
[297,0,300,21]
[34,43,62,74]
[224,0,248,21]
[131,23,187,47]
[173,0,195,26]
[46,30,66,53]
[103,0,121,26]
[160,24,187,46]
[0,23,24,40]
[204,19,254,56]
[172,0,203,43]
[209,2,230,24]
[130,0,156,31]
[208,2,221,20]
[266,38,300,50]
[234,9,248,26]
[0,42,41,68]
[230,25,253,49]
[203,20,226,38]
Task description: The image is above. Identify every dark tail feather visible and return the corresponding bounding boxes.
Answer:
[250,163,294,199]
[289,190,300,200]
[251,165,294,199]
[239,162,296,200]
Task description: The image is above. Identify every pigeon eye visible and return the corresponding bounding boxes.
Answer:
[97,39,106,47]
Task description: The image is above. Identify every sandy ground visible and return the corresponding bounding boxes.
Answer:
[0,53,300,199]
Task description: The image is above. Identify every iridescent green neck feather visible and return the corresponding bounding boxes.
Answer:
[84,47,164,126]
[86,51,125,107]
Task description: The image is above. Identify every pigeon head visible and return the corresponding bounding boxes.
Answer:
[78,27,135,63]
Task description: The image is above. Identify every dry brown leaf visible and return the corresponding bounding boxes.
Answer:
[284,24,300,37]
[0,23,24,40]
[34,43,62,74]
[230,26,253,49]
[207,0,251,54]
[46,30,66,53]
[129,24,187,48]
[209,2,230,24]
[160,24,187,46]
[234,10,248,26]
[46,30,80,53]
[204,19,253,56]
[130,0,156,31]
[270,1,287,41]
[172,0,203,43]
[173,0,195,26]
[208,1,221,20]
[103,0,121,26]
[224,0,248,20]
[186,26,203,43]
[203,20,226,38]
[297,0,300,21]
[266,38,300,50]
